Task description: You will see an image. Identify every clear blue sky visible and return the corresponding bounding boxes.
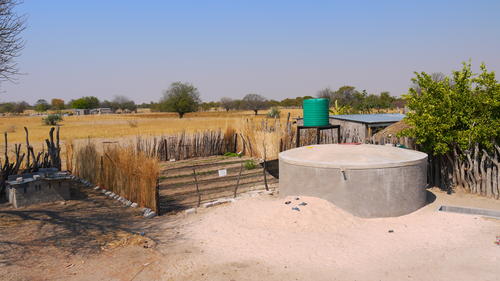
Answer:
[2,0,499,104]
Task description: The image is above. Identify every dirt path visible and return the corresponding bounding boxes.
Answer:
[1,187,499,281]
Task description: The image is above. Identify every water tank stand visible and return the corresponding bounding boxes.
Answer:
[296,125,341,147]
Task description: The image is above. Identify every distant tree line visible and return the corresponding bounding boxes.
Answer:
[0,95,138,114]
[0,82,404,117]
[138,82,405,118]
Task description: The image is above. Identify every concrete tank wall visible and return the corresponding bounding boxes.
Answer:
[279,144,428,218]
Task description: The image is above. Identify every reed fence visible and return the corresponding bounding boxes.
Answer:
[135,128,237,161]
[73,142,160,212]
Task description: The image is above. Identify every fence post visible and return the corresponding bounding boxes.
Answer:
[192,168,201,207]
[234,162,244,198]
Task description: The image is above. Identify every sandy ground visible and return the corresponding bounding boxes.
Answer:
[1,188,499,281]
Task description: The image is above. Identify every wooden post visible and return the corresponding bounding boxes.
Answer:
[316,128,321,145]
[192,168,201,207]
[234,162,244,198]
[263,141,269,191]
[296,126,301,147]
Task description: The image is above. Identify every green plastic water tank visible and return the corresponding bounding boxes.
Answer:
[303,98,330,127]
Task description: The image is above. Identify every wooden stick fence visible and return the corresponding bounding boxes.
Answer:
[0,127,62,198]
[135,128,237,161]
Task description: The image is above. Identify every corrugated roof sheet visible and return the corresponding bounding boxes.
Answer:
[330,113,405,124]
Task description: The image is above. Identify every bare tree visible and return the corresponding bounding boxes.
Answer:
[219,97,234,112]
[242,93,268,115]
[0,0,25,83]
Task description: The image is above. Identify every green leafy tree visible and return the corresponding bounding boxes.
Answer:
[401,62,500,155]
[34,99,50,112]
[159,82,201,118]
[70,96,100,109]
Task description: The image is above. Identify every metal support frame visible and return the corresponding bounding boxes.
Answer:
[296,125,341,147]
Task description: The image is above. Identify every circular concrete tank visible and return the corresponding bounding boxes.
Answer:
[279,144,428,218]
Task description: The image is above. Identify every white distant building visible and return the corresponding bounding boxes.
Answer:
[73,108,113,115]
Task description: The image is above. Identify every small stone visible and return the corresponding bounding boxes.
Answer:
[299,202,308,206]
[388,230,394,233]
[105,191,111,196]
[93,186,100,190]
[131,203,138,208]
[295,197,300,200]
[284,201,291,205]
[185,208,197,214]
[292,207,300,211]
[144,211,156,218]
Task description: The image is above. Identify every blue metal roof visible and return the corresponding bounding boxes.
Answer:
[330,113,405,124]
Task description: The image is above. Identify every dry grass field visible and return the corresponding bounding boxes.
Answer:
[0,109,303,145]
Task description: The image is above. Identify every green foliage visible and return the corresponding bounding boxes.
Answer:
[71,96,100,109]
[43,114,63,126]
[0,101,29,114]
[244,159,257,170]
[318,86,400,113]
[267,107,281,118]
[401,62,500,155]
[34,99,50,112]
[329,100,352,115]
[159,82,201,118]
[223,152,240,157]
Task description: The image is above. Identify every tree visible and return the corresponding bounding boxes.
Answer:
[34,99,50,112]
[0,0,25,82]
[159,82,201,118]
[242,93,268,115]
[51,98,65,110]
[402,62,500,155]
[219,97,234,112]
[70,96,100,109]
[12,101,28,114]
[111,95,137,112]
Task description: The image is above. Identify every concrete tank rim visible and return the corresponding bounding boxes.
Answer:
[279,144,428,169]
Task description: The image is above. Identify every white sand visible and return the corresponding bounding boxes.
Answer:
[158,189,500,281]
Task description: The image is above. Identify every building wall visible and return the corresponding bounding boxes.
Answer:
[329,119,367,143]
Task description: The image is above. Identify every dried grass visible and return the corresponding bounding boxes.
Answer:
[73,141,159,212]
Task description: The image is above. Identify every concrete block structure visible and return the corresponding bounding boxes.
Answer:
[279,144,428,218]
[5,170,73,208]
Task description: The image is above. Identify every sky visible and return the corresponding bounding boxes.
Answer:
[1,0,499,104]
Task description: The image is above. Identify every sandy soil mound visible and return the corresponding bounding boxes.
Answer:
[169,193,500,281]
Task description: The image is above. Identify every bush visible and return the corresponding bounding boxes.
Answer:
[244,160,257,170]
[267,107,281,118]
[43,114,63,126]
[223,152,240,157]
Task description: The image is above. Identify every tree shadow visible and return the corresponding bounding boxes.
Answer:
[0,187,144,266]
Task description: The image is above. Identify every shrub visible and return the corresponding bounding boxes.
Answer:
[224,152,240,157]
[244,159,257,170]
[43,114,63,126]
[267,107,281,118]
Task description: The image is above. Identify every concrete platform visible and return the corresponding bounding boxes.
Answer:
[279,144,428,217]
